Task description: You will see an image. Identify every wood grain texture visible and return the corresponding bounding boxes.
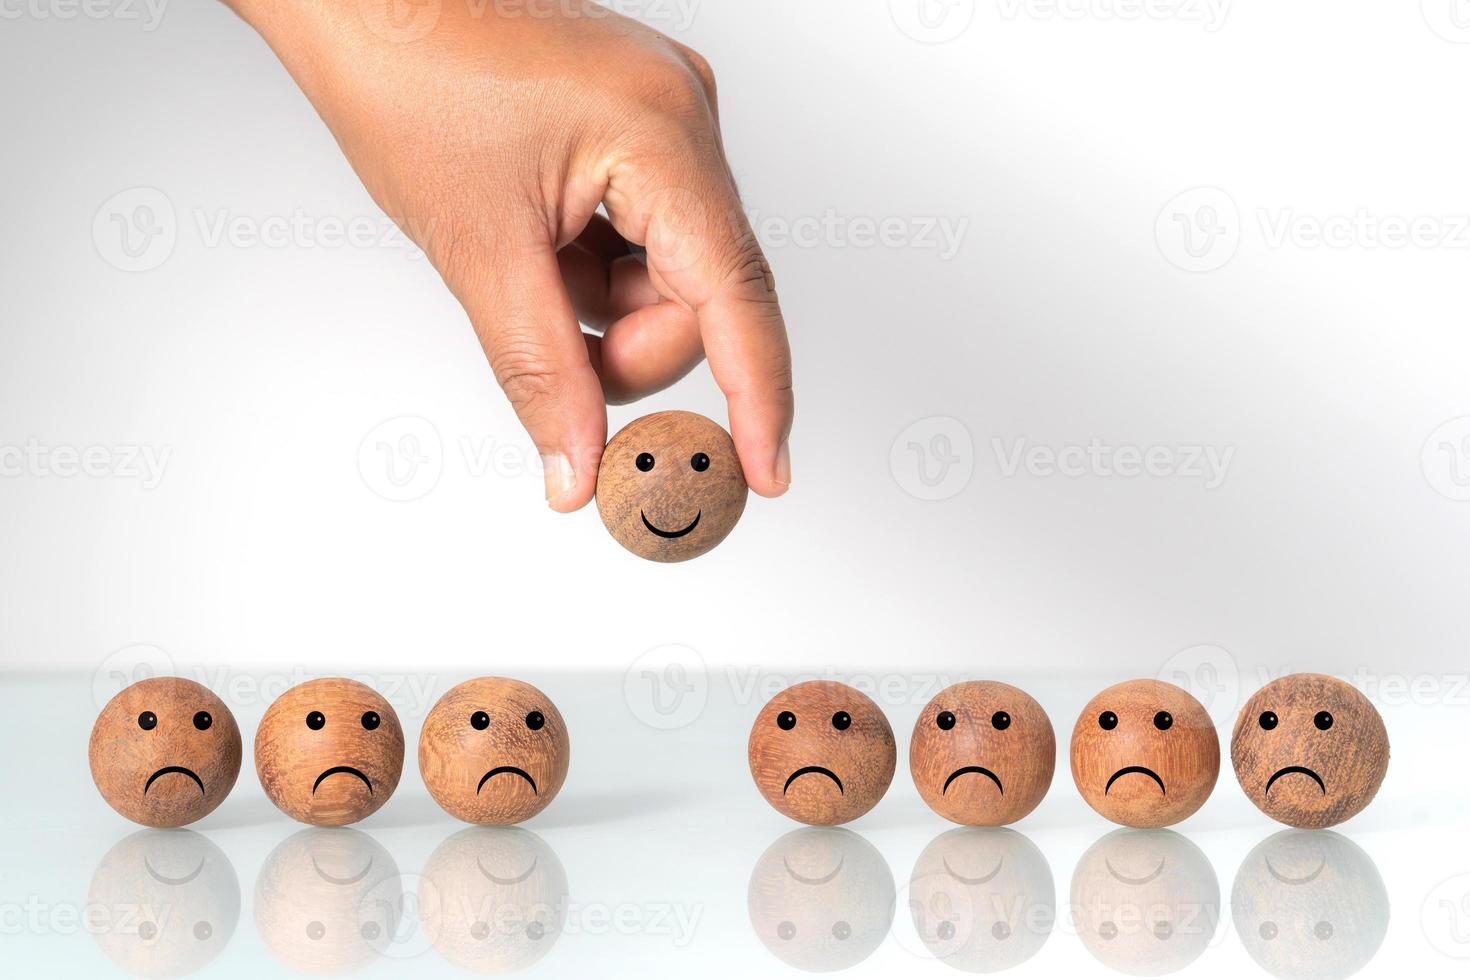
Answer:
[910,681,1055,826]
[419,676,570,825]
[254,678,404,826]
[1069,679,1219,828]
[1231,673,1388,829]
[595,411,747,562]
[748,681,896,826]
[88,676,242,828]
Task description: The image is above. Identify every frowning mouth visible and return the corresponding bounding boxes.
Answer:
[478,766,538,794]
[478,856,538,885]
[312,855,373,886]
[1266,855,1326,885]
[144,766,204,796]
[784,855,844,885]
[1106,856,1166,886]
[313,766,373,795]
[1105,766,1166,795]
[1265,766,1325,795]
[144,855,205,886]
[942,765,1003,795]
[943,856,1004,885]
[784,766,843,794]
[641,510,700,539]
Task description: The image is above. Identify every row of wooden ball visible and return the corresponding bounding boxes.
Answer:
[91,672,1387,831]
[752,674,1389,830]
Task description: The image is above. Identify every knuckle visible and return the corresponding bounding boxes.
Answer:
[489,338,564,414]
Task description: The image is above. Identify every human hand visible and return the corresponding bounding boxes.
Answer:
[226,0,792,509]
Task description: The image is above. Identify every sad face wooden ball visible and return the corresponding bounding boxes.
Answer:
[254,678,404,826]
[1070,679,1219,828]
[89,677,242,827]
[748,681,896,825]
[596,411,747,562]
[419,677,570,824]
[910,681,1055,826]
[1231,673,1389,829]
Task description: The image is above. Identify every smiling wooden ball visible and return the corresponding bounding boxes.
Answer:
[1070,679,1219,828]
[89,677,242,828]
[1231,673,1388,829]
[419,677,570,825]
[595,411,747,562]
[910,681,1055,826]
[748,681,896,826]
[254,678,404,826]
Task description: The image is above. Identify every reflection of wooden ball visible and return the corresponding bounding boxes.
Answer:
[255,828,401,973]
[419,827,568,972]
[1231,673,1388,829]
[748,681,896,825]
[255,678,404,826]
[89,677,242,828]
[595,411,747,562]
[910,681,1055,826]
[747,828,895,971]
[419,677,570,825]
[1069,679,1219,828]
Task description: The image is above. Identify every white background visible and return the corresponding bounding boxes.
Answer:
[3,2,1470,977]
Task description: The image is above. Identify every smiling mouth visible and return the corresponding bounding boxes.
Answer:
[144,855,206,886]
[312,855,373,886]
[144,766,204,797]
[1106,856,1167,885]
[783,766,844,794]
[312,766,373,795]
[943,856,1004,885]
[1265,765,1326,796]
[1105,766,1166,796]
[478,766,538,794]
[641,510,701,539]
[784,855,844,885]
[943,765,1003,795]
[478,856,538,885]
[1266,855,1326,885]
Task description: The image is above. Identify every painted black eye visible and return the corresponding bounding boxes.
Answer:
[831,711,851,731]
[777,921,796,941]
[138,711,157,731]
[526,711,545,731]
[690,452,710,472]
[1098,711,1118,731]
[1259,711,1278,731]
[936,710,956,730]
[635,452,654,472]
[777,710,796,730]
[470,710,490,730]
[361,711,380,731]
[832,921,851,940]
[1314,921,1333,940]
[306,711,325,730]
[1314,711,1333,731]
[992,711,1011,730]
[193,711,212,731]
[1154,711,1173,731]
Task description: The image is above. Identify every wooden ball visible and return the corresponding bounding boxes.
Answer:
[910,681,1055,826]
[254,678,404,826]
[1230,673,1388,829]
[1069,679,1219,828]
[419,677,570,825]
[748,681,896,826]
[89,676,242,828]
[595,411,748,562]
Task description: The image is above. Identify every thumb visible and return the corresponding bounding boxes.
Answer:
[454,244,607,512]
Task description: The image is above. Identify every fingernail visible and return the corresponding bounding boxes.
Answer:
[773,440,791,488]
[542,452,576,508]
